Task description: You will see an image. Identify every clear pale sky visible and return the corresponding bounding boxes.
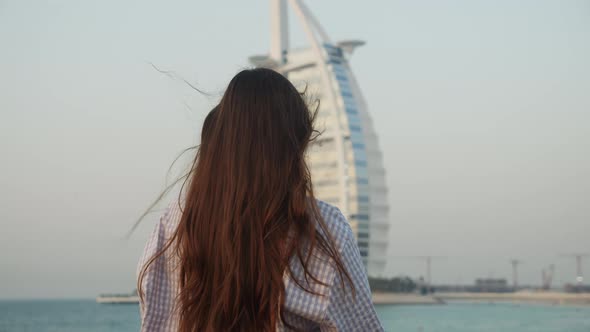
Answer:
[1,0,589,299]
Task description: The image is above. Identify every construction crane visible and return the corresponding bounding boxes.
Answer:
[394,256,446,287]
[541,264,555,290]
[560,253,590,285]
[510,259,523,290]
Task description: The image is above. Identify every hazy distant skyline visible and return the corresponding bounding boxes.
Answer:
[1,0,589,298]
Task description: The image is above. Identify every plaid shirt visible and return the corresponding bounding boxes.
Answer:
[137,200,384,331]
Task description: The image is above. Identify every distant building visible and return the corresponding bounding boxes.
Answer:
[474,278,510,292]
[564,283,590,293]
[369,276,417,293]
[250,0,390,276]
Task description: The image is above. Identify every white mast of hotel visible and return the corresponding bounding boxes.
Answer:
[270,0,289,64]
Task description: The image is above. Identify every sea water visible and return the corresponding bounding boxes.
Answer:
[375,302,590,332]
[0,300,589,332]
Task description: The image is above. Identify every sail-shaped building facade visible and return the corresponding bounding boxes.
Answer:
[250,0,390,276]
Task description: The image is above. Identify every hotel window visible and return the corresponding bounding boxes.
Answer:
[342,94,355,102]
[343,98,356,107]
[339,82,351,91]
[358,223,370,231]
[345,107,358,115]
[349,124,362,132]
[354,159,367,168]
[354,151,367,161]
[357,237,369,244]
[350,131,364,143]
[357,233,369,239]
[332,62,345,71]
[347,112,361,123]
[357,196,370,203]
[356,167,368,178]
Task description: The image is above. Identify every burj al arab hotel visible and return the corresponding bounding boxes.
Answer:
[250,0,390,277]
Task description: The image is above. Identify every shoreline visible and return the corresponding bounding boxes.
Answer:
[92,291,590,306]
[372,292,444,305]
[96,296,140,304]
[435,291,590,306]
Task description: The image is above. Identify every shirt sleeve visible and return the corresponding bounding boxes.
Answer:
[137,208,176,332]
[322,226,385,332]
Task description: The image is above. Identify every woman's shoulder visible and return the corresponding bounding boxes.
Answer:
[158,199,184,234]
[314,199,354,253]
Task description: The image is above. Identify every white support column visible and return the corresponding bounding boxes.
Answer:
[270,0,289,64]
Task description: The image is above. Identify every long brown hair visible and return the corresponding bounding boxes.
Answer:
[139,68,353,331]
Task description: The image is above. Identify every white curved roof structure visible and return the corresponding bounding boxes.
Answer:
[251,0,390,277]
